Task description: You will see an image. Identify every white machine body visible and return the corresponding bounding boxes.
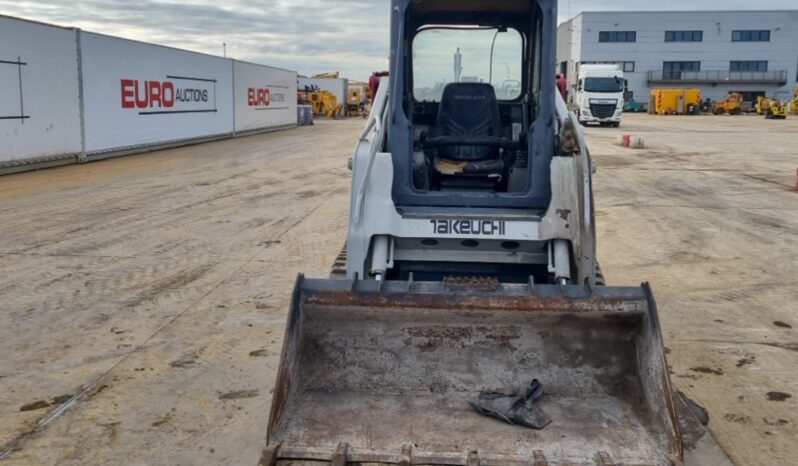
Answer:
[345,78,597,286]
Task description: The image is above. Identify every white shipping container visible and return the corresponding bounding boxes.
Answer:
[0,16,82,164]
[234,61,297,133]
[80,32,234,154]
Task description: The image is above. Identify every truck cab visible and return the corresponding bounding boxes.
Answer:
[575,64,625,127]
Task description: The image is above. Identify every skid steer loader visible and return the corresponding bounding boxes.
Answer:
[260,2,725,465]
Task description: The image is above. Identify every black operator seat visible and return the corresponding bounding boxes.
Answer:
[423,83,516,188]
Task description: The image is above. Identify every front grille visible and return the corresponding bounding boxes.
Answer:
[589,103,616,119]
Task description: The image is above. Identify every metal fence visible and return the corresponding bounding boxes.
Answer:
[647,70,788,85]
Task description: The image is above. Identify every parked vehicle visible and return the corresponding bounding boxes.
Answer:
[758,96,789,119]
[649,88,702,115]
[712,93,744,115]
[258,2,700,466]
[575,64,625,127]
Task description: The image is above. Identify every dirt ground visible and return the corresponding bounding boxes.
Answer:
[0,114,795,465]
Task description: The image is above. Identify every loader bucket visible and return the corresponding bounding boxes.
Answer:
[262,277,682,466]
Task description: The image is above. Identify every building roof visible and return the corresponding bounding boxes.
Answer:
[566,9,798,20]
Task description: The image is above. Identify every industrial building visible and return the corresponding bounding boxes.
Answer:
[557,10,798,103]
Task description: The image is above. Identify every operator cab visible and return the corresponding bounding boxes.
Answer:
[421,81,514,192]
[388,0,557,210]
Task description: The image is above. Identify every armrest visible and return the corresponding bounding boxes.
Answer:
[422,136,520,151]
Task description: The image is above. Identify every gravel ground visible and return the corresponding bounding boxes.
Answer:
[0,114,796,465]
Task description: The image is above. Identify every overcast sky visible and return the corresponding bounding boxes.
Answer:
[1,1,795,80]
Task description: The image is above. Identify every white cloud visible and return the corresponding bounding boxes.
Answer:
[0,0,391,80]
[1,1,795,80]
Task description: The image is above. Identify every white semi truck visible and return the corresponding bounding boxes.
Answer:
[575,64,625,127]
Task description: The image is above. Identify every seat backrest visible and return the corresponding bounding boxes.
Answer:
[435,83,501,161]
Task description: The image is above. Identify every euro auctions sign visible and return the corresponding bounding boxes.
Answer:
[120,75,217,115]
[247,86,289,110]
[248,88,270,107]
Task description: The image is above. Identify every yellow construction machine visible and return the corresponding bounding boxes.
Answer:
[649,88,702,115]
[791,87,798,115]
[346,85,365,117]
[757,96,788,119]
[711,92,743,115]
[767,100,789,119]
[313,71,341,79]
[756,96,773,115]
[307,89,343,118]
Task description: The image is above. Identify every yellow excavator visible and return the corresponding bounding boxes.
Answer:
[711,92,743,115]
[304,86,343,119]
[791,87,798,115]
[757,96,788,119]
